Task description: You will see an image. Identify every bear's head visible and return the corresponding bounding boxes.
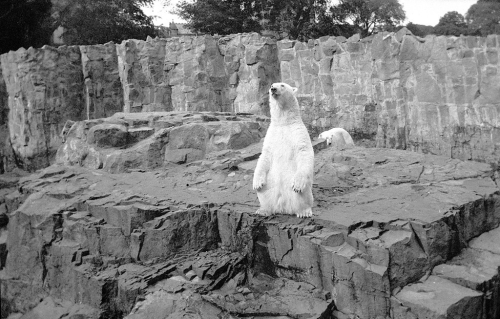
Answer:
[269,82,298,101]
[269,83,301,122]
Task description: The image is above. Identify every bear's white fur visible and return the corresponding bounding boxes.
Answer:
[253,83,314,218]
[318,128,354,148]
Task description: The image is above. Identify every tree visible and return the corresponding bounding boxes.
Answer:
[53,0,160,45]
[434,11,468,36]
[331,0,406,37]
[175,0,340,40]
[406,22,434,37]
[0,0,53,54]
[466,0,500,36]
[175,0,262,35]
[264,0,337,40]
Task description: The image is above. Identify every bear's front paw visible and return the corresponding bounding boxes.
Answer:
[292,173,308,192]
[253,175,266,191]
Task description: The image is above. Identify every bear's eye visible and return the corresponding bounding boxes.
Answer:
[281,84,284,87]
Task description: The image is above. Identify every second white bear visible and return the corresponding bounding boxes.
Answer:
[318,128,354,148]
[253,83,314,218]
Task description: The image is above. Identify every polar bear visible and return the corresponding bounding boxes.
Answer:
[253,83,314,218]
[318,128,354,148]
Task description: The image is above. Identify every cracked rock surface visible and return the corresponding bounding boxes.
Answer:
[1,123,500,318]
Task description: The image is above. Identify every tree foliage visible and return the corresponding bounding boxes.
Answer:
[405,22,434,37]
[264,0,340,40]
[466,0,500,36]
[0,0,53,54]
[54,0,160,45]
[176,0,339,40]
[434,11,468,36]
[331,0,406,37]
[0,0,160,53]
[176,0,406,39]
[176,0,261,35]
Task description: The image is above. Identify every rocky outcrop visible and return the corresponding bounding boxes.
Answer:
[0,45,86,171]
[280,30,500,163]
[80,42,124,119]
[55,111,269,173]
[2,138,500,318]
[0,34,281,172]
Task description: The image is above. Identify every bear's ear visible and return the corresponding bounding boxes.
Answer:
[292,87,298,93]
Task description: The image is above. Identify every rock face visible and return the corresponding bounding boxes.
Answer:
[2,31,500,171]
[0,34,281,171]
[2,135,500,318]
[2,31,500,318]
[117,38,171,113]
[80,42,124,119]
[219,33,280,115]
[0,65,10,173]
[116,34,279,115]
[0,45,86,171]
[55,111,269,173]
[280,30,500,164]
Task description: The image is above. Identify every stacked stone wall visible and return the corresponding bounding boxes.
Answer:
[116,38,171,113]
[116,33,279,115]
[279,29,500,163]
[1,31,500,170]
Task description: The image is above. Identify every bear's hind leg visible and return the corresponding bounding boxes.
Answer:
[255,208,271,216]
[296,207,312,218]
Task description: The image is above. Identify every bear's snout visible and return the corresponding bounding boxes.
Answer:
[270,87,277,93]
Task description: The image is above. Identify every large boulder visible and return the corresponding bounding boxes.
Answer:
[56,111,269,173]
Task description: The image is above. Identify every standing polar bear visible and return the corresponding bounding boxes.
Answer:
[318,128,354,148]
[253,83,314,218]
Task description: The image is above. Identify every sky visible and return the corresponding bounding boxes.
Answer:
[142,0,479,28]
[399,0,477,26]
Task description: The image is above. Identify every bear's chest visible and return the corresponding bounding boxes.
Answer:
[265,125,301,159]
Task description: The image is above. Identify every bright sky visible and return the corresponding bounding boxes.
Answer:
[399,0,477,26]
[142,0,181,26]
[142,0,479,27]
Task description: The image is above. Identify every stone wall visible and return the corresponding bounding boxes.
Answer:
[220,33,280,115]
[2,31,500,171]
[117,37,171,113]
[279,29,500,163]
[117,33,279,115]
[80,42,124,119]
[279,33,378,144]
[0,33,279,171]
[0,46,85,171]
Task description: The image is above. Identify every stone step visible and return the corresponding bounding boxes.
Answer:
[392,275,484,319]
[432,226,500,319]
[390,226,500,319]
